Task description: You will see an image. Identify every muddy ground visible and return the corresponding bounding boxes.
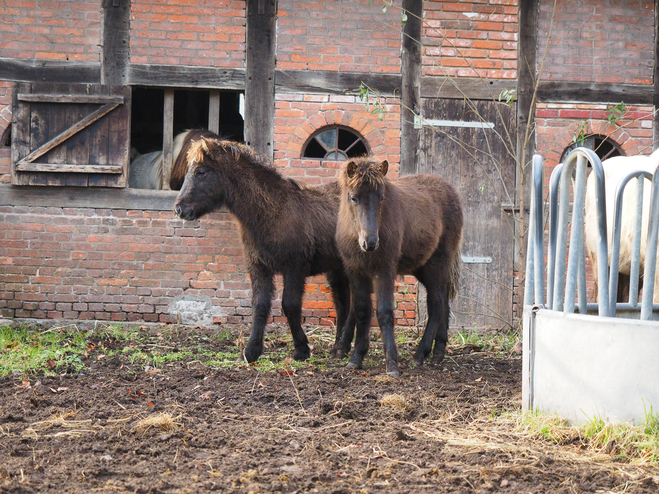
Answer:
[1,322,658,494]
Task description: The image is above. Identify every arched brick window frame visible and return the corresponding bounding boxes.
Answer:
[284,110,389,161]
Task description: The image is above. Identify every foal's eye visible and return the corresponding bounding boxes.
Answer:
[350,196,359,204]
[379,194,385,202]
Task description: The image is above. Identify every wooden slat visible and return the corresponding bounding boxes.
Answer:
[421,76,516,100]
[16,101,121,166]
[209,90,220,134]
[11,82,31,185]
[536,81,652,105]
[15,163,123,173]
[276,70,401,96]
[102,0,130,85]
[161,89,175,190]
[17,94,124,104]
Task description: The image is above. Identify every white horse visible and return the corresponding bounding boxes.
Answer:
[584,149,659,302]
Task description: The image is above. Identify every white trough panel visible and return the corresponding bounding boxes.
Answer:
[523,306,659,424]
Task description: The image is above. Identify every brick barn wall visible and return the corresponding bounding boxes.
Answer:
[537,0,654,84]
[276,0,402,73]
[130,0,246,67]
[422,0,518,79]
[0,0,101,62]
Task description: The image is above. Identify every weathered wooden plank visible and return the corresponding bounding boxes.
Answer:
[17,94,124,104]
[653,0,659,149]
[161,89,175,190]
[28,83,55,186]
[16,101,121,166]
[0,183,180,211]
[102,85,130,187]
[245,0,276,159]
[128,64,245,90]
[276,70,402,96]
[0,58,100,84]
[421,76,516,100]
[101,0,130,86]
[87,88,111,187]
[15,163,123,173]
[536,81,653,105]
[400,0,422,176]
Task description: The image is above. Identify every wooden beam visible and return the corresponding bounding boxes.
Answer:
[536,81,653,105]
[128,64,245,90]
[101,0,130,85]
[15,163,123,174]
[245,0,277,159]
[17,94,124,104]
[400,0,422,176]
[0,58,100,84]
[276,70,401,96]
[421,76,516,100]
[161,89,175,190]
[0,183,180,211]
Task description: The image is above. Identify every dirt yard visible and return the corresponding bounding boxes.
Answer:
[1,322,658,493]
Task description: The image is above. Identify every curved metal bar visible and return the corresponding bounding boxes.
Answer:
[547,163,563,310]
[554,147,608,316]
[628,176,645,307]
[641,164,659,319]
[565,154,588,314]
[524,155,546,307]
[608,170,653,314]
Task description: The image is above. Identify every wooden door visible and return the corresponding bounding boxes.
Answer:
[11,82,131,187]
[418,98,516,329]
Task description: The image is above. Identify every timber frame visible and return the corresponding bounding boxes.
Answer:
[1,0,659,208]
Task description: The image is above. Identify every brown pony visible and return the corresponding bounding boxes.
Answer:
[335,158,463,377]
[174,137,354,363]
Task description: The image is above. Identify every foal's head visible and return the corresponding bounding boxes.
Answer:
[340,158,389,252]
[174,137,230,220]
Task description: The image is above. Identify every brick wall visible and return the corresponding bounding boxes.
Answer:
[422,0,518,79]
[276,0,402,73]
[130,0,245,67]
[0,0,101,62]
[537,0,654,84]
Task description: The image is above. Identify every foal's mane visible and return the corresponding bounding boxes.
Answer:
[187,137,301,189]
[339,158,387,189]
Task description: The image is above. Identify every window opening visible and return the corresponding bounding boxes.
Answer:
[129,87,244,189]
[303,126,369,161]
[561,134,623,164]
[1,124,10,148]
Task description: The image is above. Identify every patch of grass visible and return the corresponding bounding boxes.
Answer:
[514,408,659,463]
[449,328,520,356]
[0,324,90,376]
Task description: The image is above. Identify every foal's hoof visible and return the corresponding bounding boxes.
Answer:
[412,353,425,368]
[244,344,263,363]
[331,345,349,359]
[387,369,401,378]
[293,345,311,361]
[346,357,362,370]
[431,353,445,365]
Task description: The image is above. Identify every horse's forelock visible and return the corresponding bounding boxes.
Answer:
[341,160,387,189]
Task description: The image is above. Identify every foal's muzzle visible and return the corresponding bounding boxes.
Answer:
[360,234,379,252]
[174,203,196,221]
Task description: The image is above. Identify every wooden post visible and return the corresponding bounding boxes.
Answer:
[209,90,220,134]
[101,0,130,86]
[654,0,659,150]
[245,0,277,160]
[162,89,174,190]
[400,0,422,176]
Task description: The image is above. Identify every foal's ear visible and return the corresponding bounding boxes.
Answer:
[379,160,389,176]
[346,161,358,178]
[200,137,211,155]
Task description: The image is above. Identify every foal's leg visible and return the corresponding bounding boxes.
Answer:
[244,262,275,363]
[326,269,354,357]
[281,270,311,361]
[374,273,400,377]
[346,274,373,370]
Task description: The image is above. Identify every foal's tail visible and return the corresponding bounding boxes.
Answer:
[448,233,463,301]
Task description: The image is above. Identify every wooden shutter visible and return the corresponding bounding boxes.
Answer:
[11,82,131,187]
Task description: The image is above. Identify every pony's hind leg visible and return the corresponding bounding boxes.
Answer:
[282,270,311,361]
[327,269,354,358]
[244,263,275,363]
[346,274,373,370]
